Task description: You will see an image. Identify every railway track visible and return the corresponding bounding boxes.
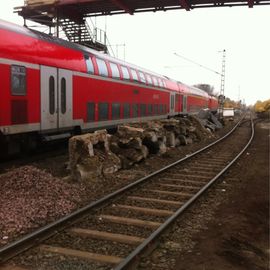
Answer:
[0,115,254,270]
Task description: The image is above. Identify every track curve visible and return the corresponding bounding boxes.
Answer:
[0,114,255,269]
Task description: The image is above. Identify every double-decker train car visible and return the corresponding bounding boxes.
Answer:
[0,19,218,153]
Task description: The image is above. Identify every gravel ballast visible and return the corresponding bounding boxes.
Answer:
[0,120,236,249]
[0,166,86,246]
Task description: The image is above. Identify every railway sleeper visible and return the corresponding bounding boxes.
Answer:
[40,245,123,265]
[69,228,145,245]
[161,178,208,185]
[127,196,184,207]
[98,215,162,229]
[141,188,193,197]
[112,204,174,217]
[163,174,210,180]
[158,183,201,190]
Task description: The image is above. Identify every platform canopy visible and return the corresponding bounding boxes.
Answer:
[17,0,270,24]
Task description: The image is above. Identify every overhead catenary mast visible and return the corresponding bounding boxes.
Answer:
[218,49,226,119]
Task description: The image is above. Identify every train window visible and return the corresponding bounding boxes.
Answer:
[98,102,108,120]
[11,65,26,96]
[96,58,108,77]
[61,78,66,114]
[121,66,130,80]
[158,78,163,88]
[152,77,158,86]
[110,62,120,78]
[138,72,146,84]
[159,104,163,114]
[153,104,159,115]
[130,69,138,81]
[85,55,94,74]
[49,76,55,115]
[112,103,120,119]
[146,74,152,85]
[162,80,166,88]
[140,104,147,116]
[163,104,167,114]
[123,103,130,118]
[171,95,175,110]
[148,104,152,115]
[87,102,95,122]
[132,104,139,117]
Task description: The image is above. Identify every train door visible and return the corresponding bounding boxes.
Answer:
[182,95,187,113]
[170,92,175,115]
[41,66,73,131]
[41,66,58,131]
[58,69,73,128]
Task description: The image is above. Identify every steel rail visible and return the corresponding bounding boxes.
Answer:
[115,116,254,269]
[0,115,246,263]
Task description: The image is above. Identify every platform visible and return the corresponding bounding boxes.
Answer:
[16,0,270,24]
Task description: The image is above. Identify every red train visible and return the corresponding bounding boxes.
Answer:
[0,19,218,153]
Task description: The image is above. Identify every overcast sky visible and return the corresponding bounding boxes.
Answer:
[1,1,269,105]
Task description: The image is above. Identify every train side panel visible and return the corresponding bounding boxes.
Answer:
[0,60,40,134]
[187,95,208,113]
[72,74,170,130]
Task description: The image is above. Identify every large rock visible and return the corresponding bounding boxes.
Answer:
[69,130,121,181]
[117,125,144,138]
[197,109,223,130]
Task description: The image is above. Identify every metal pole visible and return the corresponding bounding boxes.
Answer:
[56,9,59,38]
[218,49,226,120]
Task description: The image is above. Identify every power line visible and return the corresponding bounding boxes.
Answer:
[174,52,221,76]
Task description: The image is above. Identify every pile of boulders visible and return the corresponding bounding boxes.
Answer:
[197,109,223,132]
[69,114,221,181]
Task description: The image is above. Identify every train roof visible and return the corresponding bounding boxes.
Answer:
[178,81,209,98]
[0,19,214,99]
[0,19,167,80]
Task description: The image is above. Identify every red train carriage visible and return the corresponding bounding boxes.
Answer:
[0,19,217,152]
[208,95,219,112]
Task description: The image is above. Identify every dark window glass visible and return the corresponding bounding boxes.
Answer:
[132,104,139,118]
[98,103,108,120]
[171,95,175,109]
[85,56,94,74]
[159,104,163,114]
[153,104,159,115]
[112,103,120,119]
[110,62,120,78]
[87,102,95,122]
[96,58,108,77]
[163,104,167,114]
[11,65,26,95]
[138,71,146,84]
[49,76,55,115]
[148,104,152,115]
[121,66,130,80]
[123,103,130,118]
[61,78,66,114]
[131,69,138,81]
[140,104,146,116]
